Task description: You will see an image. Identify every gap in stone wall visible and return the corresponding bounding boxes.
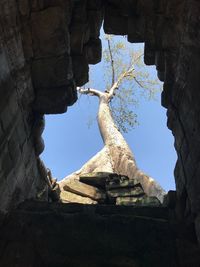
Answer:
[41,37,176,192]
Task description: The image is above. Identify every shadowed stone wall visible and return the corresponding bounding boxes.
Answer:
[0,0,47,211]
[1,0,200,246]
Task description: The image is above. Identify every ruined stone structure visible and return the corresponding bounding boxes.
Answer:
[1,0,200,266]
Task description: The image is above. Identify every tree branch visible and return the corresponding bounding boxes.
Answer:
[77,87,103,98]
[107,38,115,86]
[108,66,135,100]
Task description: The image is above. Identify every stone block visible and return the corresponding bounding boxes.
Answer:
[116,196,161,206]
[163,190,176,209]
[107,0,136,16]
[144,15,156,48]
[88,10,103,39]
[104,4,128,35]
[30,0,73,17]
[87,0,103,10]
[85,38,102,64]
[71,0,87,23]
[157,70,165,82]
[137,0,155,16]
[34,81,77,114]
[162,20,181,50]
[70,23,90,54]
[63,179,106,201]
[176,238,200,267]
[128,15,145,43]
[144,43,155,65]
[31,7,70,58]
[155,51,165,72]
[18,0,30,17]
[59,190,97,204]
[107,186,144,198]
[0,241,36,267]
[72,55,89,86]
[182,2,200,48]
[80,172,112,189]
[106,178,139,190]
[31,54,73,89]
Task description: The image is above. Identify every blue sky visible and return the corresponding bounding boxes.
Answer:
[41,37,177,192]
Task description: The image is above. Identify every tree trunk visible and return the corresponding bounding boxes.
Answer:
[59,92,165,202]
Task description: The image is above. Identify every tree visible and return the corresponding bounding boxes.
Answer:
[58,35,165,202]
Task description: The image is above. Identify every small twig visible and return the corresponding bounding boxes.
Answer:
[134,77,144,88]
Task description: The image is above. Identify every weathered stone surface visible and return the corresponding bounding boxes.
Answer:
[0,0,48,212]
[163,190,177,209]
[72,54,89,86]
[32,55,73,89]
[128,15,145,43]
[59,190,97,204]
[31,7,70,58]
[88,9,103,39]
[63,179,106,201]
[0,201,179,267]
[80,172,113,189]
[104,4,128,35]
[116,196,161,206]
[106,178,139,190]
[107,186,144,198]
[85,38,102,64]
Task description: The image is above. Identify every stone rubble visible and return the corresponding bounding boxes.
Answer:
[60,172,161,206]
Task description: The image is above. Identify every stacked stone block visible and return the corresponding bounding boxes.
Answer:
[59,172,161,206]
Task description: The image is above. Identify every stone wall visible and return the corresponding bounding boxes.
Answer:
[1,0,200,245]
[0,0,47,211]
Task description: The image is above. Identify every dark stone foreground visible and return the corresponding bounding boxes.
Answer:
[0,201,199,267]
